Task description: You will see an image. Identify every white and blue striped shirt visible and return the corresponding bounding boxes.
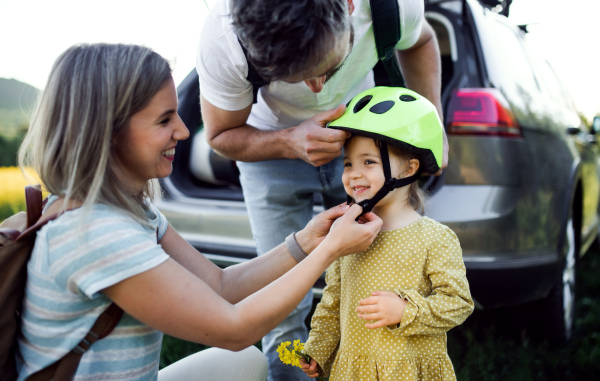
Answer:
[17,197,170,380]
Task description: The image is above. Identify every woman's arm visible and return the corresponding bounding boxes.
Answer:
[103,204,382,350]
[161,203,353,303]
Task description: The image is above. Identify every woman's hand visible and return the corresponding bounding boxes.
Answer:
[295,203,351,253]
[356,291,408,329]
[320,203,382,258]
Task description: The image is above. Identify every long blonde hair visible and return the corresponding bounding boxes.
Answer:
[18,43,172,224]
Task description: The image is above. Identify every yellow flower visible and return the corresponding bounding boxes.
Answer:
[277,340,328,380]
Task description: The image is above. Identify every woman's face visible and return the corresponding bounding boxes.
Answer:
[112,77,189,193]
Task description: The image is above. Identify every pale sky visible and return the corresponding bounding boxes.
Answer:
[0,0,598,120]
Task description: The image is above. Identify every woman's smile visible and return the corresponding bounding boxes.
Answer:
[162,147,176,162]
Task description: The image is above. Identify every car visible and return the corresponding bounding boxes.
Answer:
[156,0,600,343]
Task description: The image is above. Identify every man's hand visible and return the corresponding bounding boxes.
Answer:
[356,291,408,329]
[288,104,350,167]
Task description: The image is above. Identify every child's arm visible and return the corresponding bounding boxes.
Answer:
[303,259,342,377]
[356,226,474,335]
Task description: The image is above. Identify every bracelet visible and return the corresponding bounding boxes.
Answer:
[285,232,309,263]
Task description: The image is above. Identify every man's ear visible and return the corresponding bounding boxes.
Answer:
[348,0,355,15]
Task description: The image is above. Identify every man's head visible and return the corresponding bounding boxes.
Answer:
[231,0,353,86]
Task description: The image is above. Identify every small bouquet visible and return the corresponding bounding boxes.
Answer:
[277,340,327,380]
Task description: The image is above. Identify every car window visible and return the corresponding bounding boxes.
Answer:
[472,10,545,122]
[525,47,582,129]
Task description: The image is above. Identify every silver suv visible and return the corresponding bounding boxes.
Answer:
[157,0,600,343]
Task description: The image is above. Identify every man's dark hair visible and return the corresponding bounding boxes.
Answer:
[230,0,350,82]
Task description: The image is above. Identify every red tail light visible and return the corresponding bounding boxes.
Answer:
[446,88,522,137]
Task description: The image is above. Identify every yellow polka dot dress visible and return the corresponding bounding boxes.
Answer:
[305,217,474,381]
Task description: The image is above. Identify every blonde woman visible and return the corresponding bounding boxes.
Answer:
[16,43,382,381]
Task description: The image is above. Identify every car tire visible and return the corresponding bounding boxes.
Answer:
[541,214,577,343]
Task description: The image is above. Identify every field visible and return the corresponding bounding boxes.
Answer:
[0,167,47,223]
[2,167,599,379]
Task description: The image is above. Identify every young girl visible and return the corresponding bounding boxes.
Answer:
[301,87,474,380]
[15,43,382,380]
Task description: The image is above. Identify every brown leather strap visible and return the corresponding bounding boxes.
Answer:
[25,186,43,229]
[27,304,124,381]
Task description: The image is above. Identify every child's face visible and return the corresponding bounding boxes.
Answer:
[342,136,406,203]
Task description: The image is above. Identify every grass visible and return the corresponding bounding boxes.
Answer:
[449,247,600,380]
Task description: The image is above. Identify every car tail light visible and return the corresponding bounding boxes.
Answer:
[446,88,522,137]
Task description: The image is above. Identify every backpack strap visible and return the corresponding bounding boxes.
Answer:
[369,0,404,87]
[27,303,124,381]
[24,186,43,229]
[238,38,271,104]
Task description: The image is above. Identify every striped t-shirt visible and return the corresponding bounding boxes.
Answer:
[17,197,170,380]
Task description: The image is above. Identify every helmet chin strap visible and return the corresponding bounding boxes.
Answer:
[347,143,422,220]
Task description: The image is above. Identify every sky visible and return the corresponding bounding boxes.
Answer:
[0,0,598,120]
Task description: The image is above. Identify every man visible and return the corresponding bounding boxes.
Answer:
[197,0,447,379]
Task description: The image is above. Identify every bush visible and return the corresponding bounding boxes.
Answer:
[0,133,24,167]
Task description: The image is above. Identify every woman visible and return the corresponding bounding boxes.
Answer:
[16,43,382,380]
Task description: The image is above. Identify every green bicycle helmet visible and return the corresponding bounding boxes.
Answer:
[328,86,444,216]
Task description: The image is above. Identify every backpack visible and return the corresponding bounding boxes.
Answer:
[241,0,405,103]
[0,186,123,381]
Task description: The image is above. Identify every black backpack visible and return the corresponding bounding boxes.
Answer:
[0,186,123,381]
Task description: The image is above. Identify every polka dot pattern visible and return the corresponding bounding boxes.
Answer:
[305,217,474,380]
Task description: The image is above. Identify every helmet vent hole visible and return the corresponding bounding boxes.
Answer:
[369,100,395,114]
[399,94,416,102]
[353,95,372,113]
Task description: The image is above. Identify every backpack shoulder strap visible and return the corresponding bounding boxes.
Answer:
[238,38,270,104]
[27,304,124,381]
[24,186,43,229]
[369,0,405,87]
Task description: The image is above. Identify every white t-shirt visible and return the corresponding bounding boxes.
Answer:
[197,0,424,131]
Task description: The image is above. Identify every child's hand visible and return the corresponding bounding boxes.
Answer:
[356,291,408,329]
[300,357,323,378]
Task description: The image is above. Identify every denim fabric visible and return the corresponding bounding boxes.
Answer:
[237,156,346,381]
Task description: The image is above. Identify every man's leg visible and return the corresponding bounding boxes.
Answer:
[237,159,322,381]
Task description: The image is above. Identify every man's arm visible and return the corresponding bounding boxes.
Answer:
[201,95,349,166]
[395,19,448,172]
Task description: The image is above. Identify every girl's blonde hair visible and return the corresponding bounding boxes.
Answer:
[386,143,429,215]
[18,43,172,224]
